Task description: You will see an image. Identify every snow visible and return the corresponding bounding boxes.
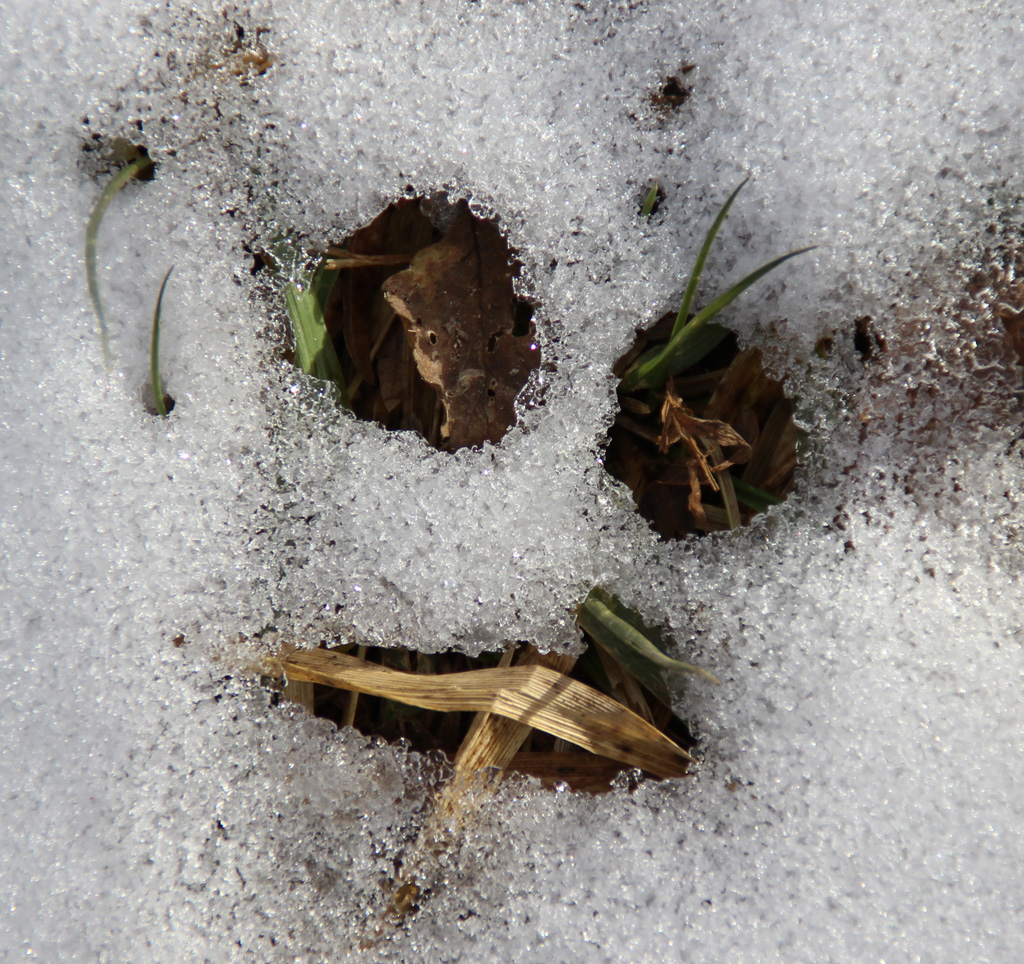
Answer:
[2,0,1023,961]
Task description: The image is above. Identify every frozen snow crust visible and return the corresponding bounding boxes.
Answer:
[2,0,1023,960]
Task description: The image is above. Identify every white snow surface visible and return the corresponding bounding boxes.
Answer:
[2,0,1023,961]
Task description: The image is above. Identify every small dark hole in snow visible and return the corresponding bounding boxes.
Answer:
[853,315,885,359]
[650,65,695,110]
[142,387,176,417]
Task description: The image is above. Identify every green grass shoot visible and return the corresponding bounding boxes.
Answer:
[641,180,659,217]
[283,264,349,407]
[85,152,154,368]
[620,181,816,393]
[150,266,174,417]
[730,476,784,513]
[625,321,731,386]
[671,178,748,342]
[578,587,720,692]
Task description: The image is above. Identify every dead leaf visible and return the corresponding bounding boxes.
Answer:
[328,199,437,389]
[658,385,752,470]
[742,396,797,493]
[703,347,781,424]
[655,385,754,532]
[382,203,540,449]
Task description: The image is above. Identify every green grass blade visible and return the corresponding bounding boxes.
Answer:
[578,589,720,691]
[641,180,659,218]
[624,322,731,392]
[623,244,817,392]
[150,266,174,417]
[85,154,154,368]
[284,266,349,407]
[309,261,340,310]
[731,476,784,512]
[620,319,730,393]
[671,178,748,341]
[684,244,818,332]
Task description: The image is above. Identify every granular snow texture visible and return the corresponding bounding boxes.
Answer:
[1,1,1022,961]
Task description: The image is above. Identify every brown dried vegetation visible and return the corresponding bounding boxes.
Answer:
[607,316,799,538]
[319,197,540,450]
[270,636,698,795]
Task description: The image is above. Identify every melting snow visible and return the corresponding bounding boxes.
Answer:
[2,0,1023,960]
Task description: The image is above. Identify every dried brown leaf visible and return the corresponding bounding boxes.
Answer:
[658,387,752,470]
[704,347,783,424]
[742,396,797,493]
[382,204,540,449]
[329,199,437,389]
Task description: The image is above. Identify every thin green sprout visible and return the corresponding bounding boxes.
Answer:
[641,180,659,218]
[621,244,816,393]
[671,178,748,341]
[150,266,174,417]
[620,182,816,393]
[85,154,154,368]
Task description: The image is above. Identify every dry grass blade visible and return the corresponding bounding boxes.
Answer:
[341,644,368,727]
[420,647,579,822]
[705,439,742,529]
[595,645,655,724]
[282,678,315,713]
[324,251,413,269]
[276,647,692,778]
[453,646,575,773]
